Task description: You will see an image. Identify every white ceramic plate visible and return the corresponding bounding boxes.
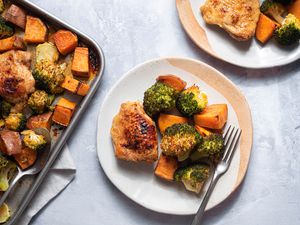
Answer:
[97,57,253,215]
[176,0,300,68]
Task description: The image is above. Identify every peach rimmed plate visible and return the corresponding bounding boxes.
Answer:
[97,57,253,215]
[176,0,300,68]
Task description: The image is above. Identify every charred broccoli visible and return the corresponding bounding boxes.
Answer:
[0,99,12,118]
[160,123,202,161]
[274,14,300,45]
[5,113,26,131]
[33,60,66,94]
[0,155,17,191]
[0,17,14,39]
[260,0,286,24]
[176,85,208,117]
[174,164,210,193]
[21,130,47,151]
[28,90,55,114]
[143,82,179,118]
[190,133,224,164]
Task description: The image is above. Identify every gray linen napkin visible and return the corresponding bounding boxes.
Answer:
[17,145,76,225]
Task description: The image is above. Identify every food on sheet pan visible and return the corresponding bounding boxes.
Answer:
[0,0,99,215]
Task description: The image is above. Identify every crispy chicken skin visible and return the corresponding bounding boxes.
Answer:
[0,50,35,103]
[111,101,158,162]
[200,0,260,41]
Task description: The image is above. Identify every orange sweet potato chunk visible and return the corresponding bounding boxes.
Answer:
[71,47,89,77]
[289,0,300,20]
[194,104,228,130]
[154,154,178,181]
[14,147,37,170]
[157,113,189,134]
[53,30,78,55]
[56,98,77,110]
[52,105,73,127]
[26,112,53,131]
[76,82,90,96]
[24,16,48,43]
[255,13,277,44]
[156,75,187,92]
[0,36,26,52]
[61,76,80,93]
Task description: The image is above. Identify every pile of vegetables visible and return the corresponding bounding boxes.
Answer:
[256,0,300,45]
[0,1,98,220]
[143,74,228,194]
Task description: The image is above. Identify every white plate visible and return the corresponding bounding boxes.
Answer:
[176,0,300,68]
[97,57,253,215]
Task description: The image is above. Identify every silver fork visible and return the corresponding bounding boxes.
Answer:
[191,126,242,225]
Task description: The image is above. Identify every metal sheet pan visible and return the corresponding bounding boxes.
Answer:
[3,1,105,224]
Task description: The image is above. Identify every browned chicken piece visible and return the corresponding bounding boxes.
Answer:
[0,50,35,103]
[200,0,260,41]
[111,101,158,162]
[0,130,22,156]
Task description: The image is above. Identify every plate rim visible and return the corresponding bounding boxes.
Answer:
[176,0,300,69]
[97,57,253,215]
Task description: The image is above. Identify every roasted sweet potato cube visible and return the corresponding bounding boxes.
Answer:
[157,113,189,134]
[154,154,178,181]
[61,76,80,93]
[56,98,76,110]
[76,82,90,96]
[24,16,47,43]
[194,104,228,130]
[255,14,277,44]
[0,36,26,52]
[53,30,78,55]
[52,105,73,126]
[71,47,89,77]
[3,4,27,29]
[156,75,187,92]
[26,112,53,131]
[14,147,37,170]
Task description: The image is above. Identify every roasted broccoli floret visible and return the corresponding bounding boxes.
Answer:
[0,99,12,118]
[160,123,202,161]
[260,0,286,24]
[28,90,55,114]
[176,85,208,117]
[190,133,224,164]
[0,17,14,39]
[21,130,47,151]
[5,113,26,131]
[33,60,66,94]
[174,164,210,193]
[274,14,300,45]
[0,155,17,192]
[143,82,179,118]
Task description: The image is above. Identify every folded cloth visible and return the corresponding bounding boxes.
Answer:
[17,145,76,225]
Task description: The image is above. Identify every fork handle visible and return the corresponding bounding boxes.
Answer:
[191,172,220,225]
[0,172,24,207]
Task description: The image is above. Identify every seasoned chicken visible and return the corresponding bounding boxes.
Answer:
[200,0,260,41]
[111,101,158,162]
[0,50,35,103]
